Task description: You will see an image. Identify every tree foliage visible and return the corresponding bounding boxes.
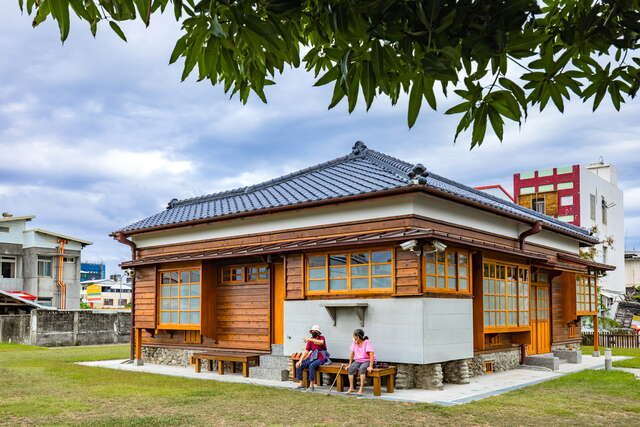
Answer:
[20,0,640,147]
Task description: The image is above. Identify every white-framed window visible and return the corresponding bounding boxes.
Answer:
[37,256,53,277]
[557,182,574,190]
[520,186,535,195]
[560,196,573,206]
[1,256,16,278]
[533,198,546,213]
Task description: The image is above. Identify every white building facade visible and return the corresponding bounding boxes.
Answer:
[0,214,91,309]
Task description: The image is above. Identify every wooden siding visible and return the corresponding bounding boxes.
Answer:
[134,265,156,329]
[285,254,304,300]
[394,248,421,295]
[552,272,581,344]
[200,261,217,340]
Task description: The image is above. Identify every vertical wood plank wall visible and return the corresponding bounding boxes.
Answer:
[552,272,581,343]
[394,248,421,295]
[285,254,304,300]
[134,265,156,329]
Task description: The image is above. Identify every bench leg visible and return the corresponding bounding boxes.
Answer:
[373,377,381,396]
[242,362,249,378]
[336,374,344,392]
[386,375,395,393]
[217,360,225,375]
[208,360,213,372]
[233,362,238,373]
[195,358,201,373]
[302,370,309,388]
[315,371,321,386]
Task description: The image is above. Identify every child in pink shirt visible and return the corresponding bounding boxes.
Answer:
[346,329,375,395]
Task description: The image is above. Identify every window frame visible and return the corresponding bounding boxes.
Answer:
[157,267,202,330]
[576,274,598,315]
[304,247,395,295]
[37,256,53,277]
[422,248,472,294]
[1,256,16,279]
[532,197,546,213]
[482,259,531,332]
[221,265,246,284]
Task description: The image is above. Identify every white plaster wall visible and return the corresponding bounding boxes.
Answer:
[283,298,473,364]
[133,193,582,255]
[580,168,625,293]
[626,258,640,286]
[1,220,28,245]
[422,298,473,364]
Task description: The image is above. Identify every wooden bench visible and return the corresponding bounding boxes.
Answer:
[298,362,396,396]
[192,352,261,377]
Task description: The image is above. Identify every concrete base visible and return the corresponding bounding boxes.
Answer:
[135,359,144,366]
[524,354,560,371]
[593,351,601,358]
[553,350,582,364]
[78,354,629,405]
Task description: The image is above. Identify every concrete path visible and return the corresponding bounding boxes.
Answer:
[78,354,629,405]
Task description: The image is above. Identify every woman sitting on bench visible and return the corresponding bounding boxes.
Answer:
[295,325,328,392]
[346,328,375,395]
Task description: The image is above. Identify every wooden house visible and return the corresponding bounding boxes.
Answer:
[113,142,613,386]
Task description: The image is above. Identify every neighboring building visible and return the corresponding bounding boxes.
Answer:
[0,214,92,309]
[513,161,625,298]
[114,142,612,383]
[80,262,106,281]
[626,251,640,289]
[474,185,515,203]
[81,278,132,309]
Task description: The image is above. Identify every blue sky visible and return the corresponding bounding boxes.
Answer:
[2,5,640,275]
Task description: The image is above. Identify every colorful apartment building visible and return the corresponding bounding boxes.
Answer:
[513,161,625,299]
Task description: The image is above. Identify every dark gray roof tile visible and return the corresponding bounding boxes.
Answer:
[119,142,596,243]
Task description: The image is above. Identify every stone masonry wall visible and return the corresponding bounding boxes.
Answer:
[442,359,470,384]
[469,348,521,377]
[552,342,581,352]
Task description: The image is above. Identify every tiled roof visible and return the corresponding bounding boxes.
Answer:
[118,141,596,242]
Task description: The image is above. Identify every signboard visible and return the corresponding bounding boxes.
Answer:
[86,284,101,302]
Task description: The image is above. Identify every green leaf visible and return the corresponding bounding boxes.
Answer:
[49,0,70,42]
[445,102,470,115]
[471,104,488,148]
[488,107,504,142]
[169,35,187,64]
[314,67,339,87]
[134,0,151,26]
[423,77,436,110]
[407,78,423,128]
[328,80,345,109]
[174,0,182,20]
[109,21,127,42]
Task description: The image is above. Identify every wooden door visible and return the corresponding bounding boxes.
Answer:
[272,263,285,345]
[529,284,551,354]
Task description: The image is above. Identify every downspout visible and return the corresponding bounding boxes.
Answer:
[518,221,543,250]
[57,239,67,309]
[115,233,137,361]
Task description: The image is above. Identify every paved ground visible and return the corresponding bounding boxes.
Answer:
[79,354,630,405]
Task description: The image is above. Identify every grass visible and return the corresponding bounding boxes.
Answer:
[583,345,640,369]
[0,345,638,426]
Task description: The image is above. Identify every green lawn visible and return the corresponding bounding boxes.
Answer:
[0,345,639,426]
[584,345,640,369]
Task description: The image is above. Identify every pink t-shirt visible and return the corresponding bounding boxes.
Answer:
[351,339,375,362]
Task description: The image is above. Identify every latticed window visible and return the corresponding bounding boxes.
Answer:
[483,261,530,329]
[306,248,394,293]
[159,269,201,327]
[222,265,269,283]
[423,249,470,293]
[576,275,597,314]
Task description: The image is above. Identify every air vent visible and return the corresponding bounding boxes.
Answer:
[484,361,495,374]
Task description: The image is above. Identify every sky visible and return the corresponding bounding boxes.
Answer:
[2,5,640,276]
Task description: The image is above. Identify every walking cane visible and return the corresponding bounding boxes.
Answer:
[326,364,345,395]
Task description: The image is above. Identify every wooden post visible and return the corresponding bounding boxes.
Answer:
[373,376,382,396]
[134,328,143,366]
[593,314,600,356]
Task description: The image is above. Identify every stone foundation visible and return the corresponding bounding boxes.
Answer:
[415,363,444,389]
[551,342,581,352]
[142,346,201,367]
[442,359,470,384]
[469,348,521,377]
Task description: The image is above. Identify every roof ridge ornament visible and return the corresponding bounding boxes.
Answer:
[408,163,429,185]
[167,198,179,209]
[351,141,368,157]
